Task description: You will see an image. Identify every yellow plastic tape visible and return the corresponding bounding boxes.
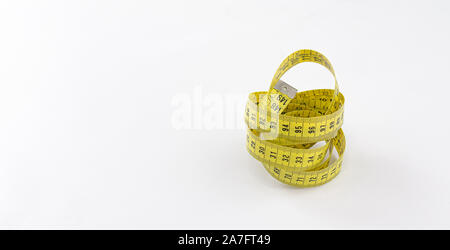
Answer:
[245,49,345,187]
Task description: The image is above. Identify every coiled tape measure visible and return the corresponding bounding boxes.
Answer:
[245,49,345,187]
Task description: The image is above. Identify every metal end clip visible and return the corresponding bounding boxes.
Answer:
[273,80,297,99]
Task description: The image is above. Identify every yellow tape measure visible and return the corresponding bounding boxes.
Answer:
[245,49,346,187]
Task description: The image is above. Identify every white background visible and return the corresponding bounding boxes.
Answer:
[1,0,450,229]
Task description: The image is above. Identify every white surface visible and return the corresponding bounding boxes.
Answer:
[1,0,450,229]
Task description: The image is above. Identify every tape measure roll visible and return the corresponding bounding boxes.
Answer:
[245,49,345,187]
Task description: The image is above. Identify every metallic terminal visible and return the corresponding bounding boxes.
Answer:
[273,80,297,99]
